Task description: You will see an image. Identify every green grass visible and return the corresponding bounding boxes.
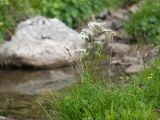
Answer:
[0,0,141,43]
[115,0,140,7]
[132,60,160,107]
[0,0,34,42]
[0,0,120,43]
[30,0,118,27]
[45,59,160,120]
[125,0,160,44]
[43,18,160,120]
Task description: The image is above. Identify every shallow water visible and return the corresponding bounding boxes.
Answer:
[0,57,125,119]
[0,67,80,119]
[0,67,79,95]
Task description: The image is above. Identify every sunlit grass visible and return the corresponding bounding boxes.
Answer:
[44,21,160,120]
[45,60,160,120]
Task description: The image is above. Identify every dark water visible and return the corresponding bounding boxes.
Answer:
[0,67,79,95]
[0,57,125,120]
[0,67,80,120]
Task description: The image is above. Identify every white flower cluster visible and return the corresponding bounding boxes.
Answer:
[80,22,116,43]
[80,28,94,41]
[88,22,105,31]
[73,22,116,54]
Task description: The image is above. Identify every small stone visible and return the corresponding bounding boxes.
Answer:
[96,10,109,20]
[128,4,139,14]
[111,9,129,20]
[96,34,106,42]
[111,59,121,65]
[125,64,144,74]
[115,29,128,39]
[122,56,139,65]
[108,43,131,55]
[111,19,123,30]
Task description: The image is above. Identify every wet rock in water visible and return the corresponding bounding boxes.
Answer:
[108,43,131,56]
[0,16,85,68]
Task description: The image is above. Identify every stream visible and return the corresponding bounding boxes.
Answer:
[0,67,80,120]
[0,58,125,120]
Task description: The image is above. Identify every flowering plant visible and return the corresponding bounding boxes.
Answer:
[78,22,116,81]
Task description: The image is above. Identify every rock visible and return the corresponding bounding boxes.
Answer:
[111,59,121,65]
[0,16,85,68]
[151,45,160,58]
[125,64,144,74]
[111,9,129,20]
[96,34,113,44]
[111,55,144,74]
[111,55,142,66]
[108,43,131,55]
[0,116,14,120]
[111,19,123,30]
[115,30,128,39]
[121,56,141,66]
[128,4,139,14]
[96,34,106,42]
[96,10,109,20]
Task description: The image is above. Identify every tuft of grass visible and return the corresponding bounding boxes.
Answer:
[45,59,160,120]
[132,59,160,107]
[43,22,160,120]
[46,62,160,120]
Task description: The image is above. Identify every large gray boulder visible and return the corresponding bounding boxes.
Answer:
[0,16,85,68]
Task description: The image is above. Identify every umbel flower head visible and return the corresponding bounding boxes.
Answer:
[72,22,115,56]
[80,22,116,44]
